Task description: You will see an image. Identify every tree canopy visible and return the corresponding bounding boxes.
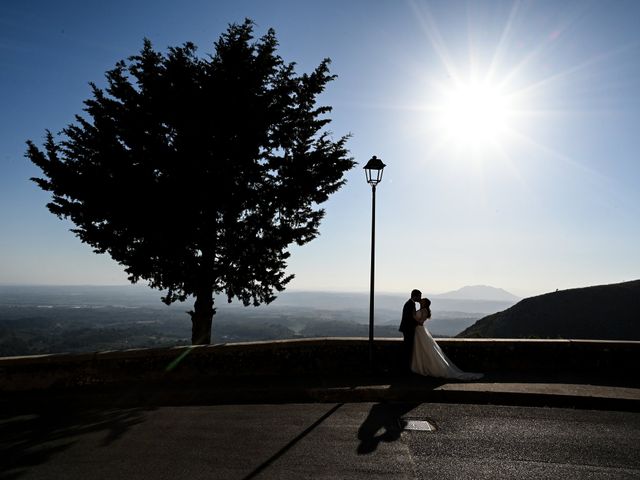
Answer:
[27,20,355,344]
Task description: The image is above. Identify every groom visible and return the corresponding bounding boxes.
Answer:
[399,289,421,372]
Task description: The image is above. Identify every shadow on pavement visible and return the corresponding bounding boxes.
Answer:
[242,403,344,480]
[0,407,152,480]
[357,401,421,455]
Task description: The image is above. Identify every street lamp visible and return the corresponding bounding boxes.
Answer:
[363,155,386,366]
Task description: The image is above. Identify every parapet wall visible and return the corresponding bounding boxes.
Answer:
[1,338,639,392]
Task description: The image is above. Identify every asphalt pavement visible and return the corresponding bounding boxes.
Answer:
[2,402,639,479]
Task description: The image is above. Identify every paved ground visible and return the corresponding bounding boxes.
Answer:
[2,371,640,478]
[2,402,640,479]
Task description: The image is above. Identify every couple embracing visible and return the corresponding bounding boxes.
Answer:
[400,289,483,380]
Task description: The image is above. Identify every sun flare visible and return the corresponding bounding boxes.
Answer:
[435,81,513,151]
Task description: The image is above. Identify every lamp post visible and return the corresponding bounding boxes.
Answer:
[363,155,386,366]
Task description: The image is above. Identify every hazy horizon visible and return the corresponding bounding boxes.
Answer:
[1,280,638,300]
[0,283,518,356]
[0,282,532,298]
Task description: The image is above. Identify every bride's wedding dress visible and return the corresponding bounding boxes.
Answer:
[411,311,483,380]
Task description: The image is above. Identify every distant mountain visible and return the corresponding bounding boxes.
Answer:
[435,285,520,302]
[457,280,640,340]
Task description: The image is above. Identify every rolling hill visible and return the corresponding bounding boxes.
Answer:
[457,280,640,340]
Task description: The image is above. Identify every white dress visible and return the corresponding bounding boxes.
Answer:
[411,308,483,380]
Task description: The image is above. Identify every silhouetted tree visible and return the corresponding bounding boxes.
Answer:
[27,20,354,344]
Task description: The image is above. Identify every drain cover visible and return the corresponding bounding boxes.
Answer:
[402,418,437,431]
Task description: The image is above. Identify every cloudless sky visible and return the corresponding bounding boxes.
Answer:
[1,0,639,298]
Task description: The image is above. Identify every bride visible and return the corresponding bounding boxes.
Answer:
[411,298,483,380]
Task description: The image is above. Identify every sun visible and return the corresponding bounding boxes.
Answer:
[435,80,513,152]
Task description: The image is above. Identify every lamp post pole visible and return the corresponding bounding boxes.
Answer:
[363,156,386,368]
[368,183,377,365]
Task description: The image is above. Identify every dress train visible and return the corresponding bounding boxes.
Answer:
[411,325,483,380]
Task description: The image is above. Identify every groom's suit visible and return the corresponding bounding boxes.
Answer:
[399,299,418,371]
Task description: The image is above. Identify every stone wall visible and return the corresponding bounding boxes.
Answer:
[0,338,638,392]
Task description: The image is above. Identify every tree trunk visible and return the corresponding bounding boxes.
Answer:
[189,288,215,345]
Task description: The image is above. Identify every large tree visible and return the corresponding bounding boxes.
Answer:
[27,20,354,344]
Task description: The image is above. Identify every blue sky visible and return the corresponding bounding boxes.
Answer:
[1,0,639,297]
